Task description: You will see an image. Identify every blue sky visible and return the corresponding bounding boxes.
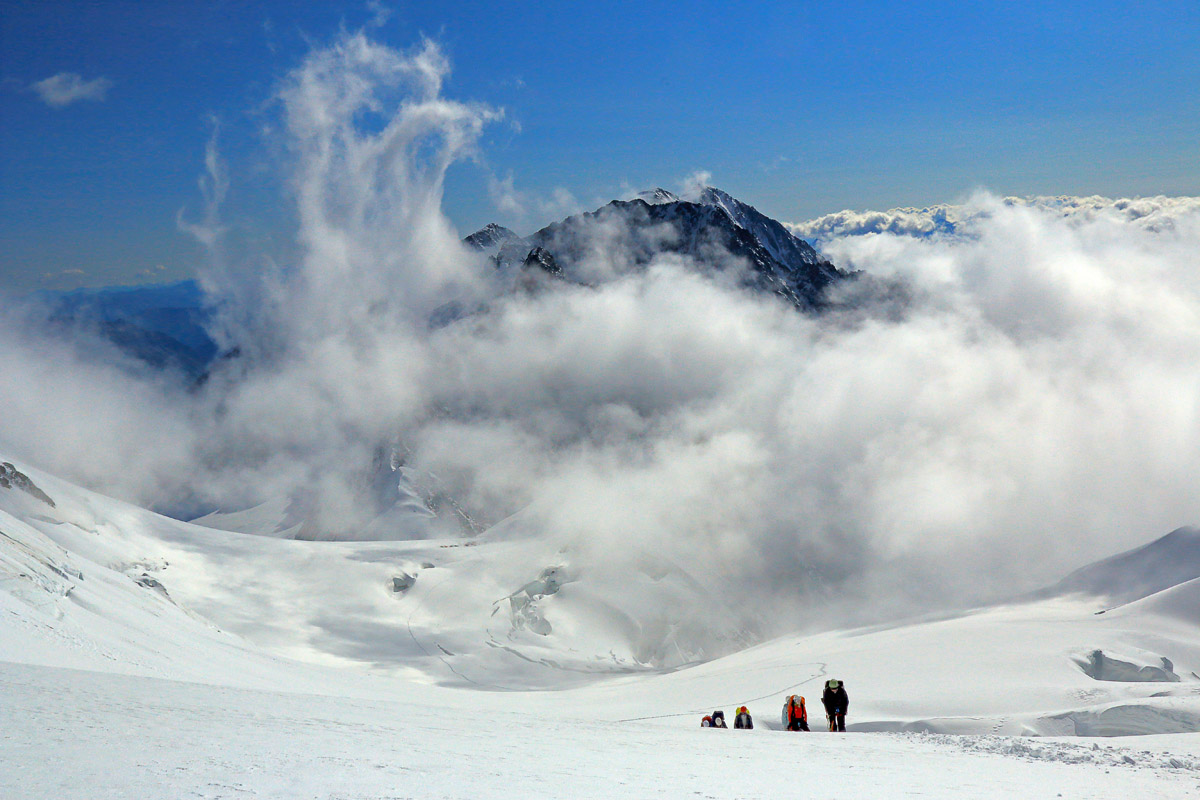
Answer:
[2,0,1198,291]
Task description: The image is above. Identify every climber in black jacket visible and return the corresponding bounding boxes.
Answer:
[821,678,848,732]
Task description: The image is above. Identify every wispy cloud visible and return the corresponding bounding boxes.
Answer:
[679,170,714,200]
[485,170,579,225]
[31,72,114,108]
[177,120,228,250]
[366,0,393,28]
[37,268,87,287]
[136,264,168,279]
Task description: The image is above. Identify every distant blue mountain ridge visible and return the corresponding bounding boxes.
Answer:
[38,280,218,380]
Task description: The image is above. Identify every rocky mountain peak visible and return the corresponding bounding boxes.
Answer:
[0,462,55,508]
[464,186,849,309]
[464,223,520,254]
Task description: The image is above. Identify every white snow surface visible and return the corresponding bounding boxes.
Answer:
[3,454,1199,798]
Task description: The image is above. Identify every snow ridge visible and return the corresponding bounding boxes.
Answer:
[1047,526,1200,607]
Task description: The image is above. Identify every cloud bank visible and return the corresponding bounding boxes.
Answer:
[4,31,1200,647]
[32,72,114,107]
[789,194,1200,242]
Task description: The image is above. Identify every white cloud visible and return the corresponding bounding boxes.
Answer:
[7,31,1200,653]
[789,194,1200,242]
[177,122,228,250]
[366,0,393,28]
[486,171,525,215]
[679,170,714,201]
[32,72,113,107]
[482,170,580,230]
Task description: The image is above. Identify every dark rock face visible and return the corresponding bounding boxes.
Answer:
[464,186,849,309]
[697,187,839,282]
[515,246,566,294]
[521,246,563,277]
[0,462,56,508]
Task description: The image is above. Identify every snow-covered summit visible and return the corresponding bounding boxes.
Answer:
[635,187,680,205]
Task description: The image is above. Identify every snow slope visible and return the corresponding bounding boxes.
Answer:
[5,661,1197,800]
[3,454,1199,797]
[1047,526,1200,607]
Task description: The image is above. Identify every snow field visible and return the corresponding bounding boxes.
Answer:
[3,662,1198,800]
[3,454,1200,797]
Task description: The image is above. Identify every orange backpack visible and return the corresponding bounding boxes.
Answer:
[786,695,806,722]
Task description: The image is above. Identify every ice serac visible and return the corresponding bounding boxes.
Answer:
[1075,649,1180,682]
